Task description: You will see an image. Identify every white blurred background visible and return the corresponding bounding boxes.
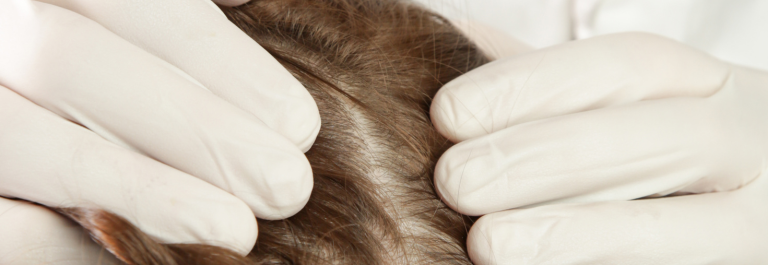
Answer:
[411,0,768,71]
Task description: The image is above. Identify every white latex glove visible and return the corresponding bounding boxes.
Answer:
[431,33,768,264]
[0,0,320,259]
[0,198,121,265]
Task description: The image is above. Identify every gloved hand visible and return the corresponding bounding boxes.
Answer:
[431,33,768,264]
[0,0,320,262]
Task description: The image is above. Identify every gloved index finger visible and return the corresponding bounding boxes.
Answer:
[431,33,730,142]
[39,0,321,152]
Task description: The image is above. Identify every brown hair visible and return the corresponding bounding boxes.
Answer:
[60,0,490,263]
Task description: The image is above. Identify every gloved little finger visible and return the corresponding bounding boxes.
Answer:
[0,198,120,265]
[431,33,729,142]
[436,97,762,216]
[0,86,257,255]
[39,0,320,151]
[467,172,768,265]
[0,2,312,219]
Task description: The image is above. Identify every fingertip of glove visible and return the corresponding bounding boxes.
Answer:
[433,151,459,210]
[431,89,460,142]
[434,142,491,216]
[468,212,536,265]
[192,195,258,256]
[271,89,321,153]
[431,80,494,143]
[293,109,321,153]
[236,149,313,220]
[467,215,498,265]
[224,199,259,256]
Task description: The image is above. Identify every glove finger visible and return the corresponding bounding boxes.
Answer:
[467,173,768,265]
[38,0,320,151]
[431,32,730,142]
[0,86,258,255]
[0,198,121,265]
[0,2,312,219]
[435,97,761,216]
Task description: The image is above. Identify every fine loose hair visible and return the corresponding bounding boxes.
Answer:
[59,0,491,264]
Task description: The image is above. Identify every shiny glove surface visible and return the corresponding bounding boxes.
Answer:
[432,33,768,264]
[0,0,319,260]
